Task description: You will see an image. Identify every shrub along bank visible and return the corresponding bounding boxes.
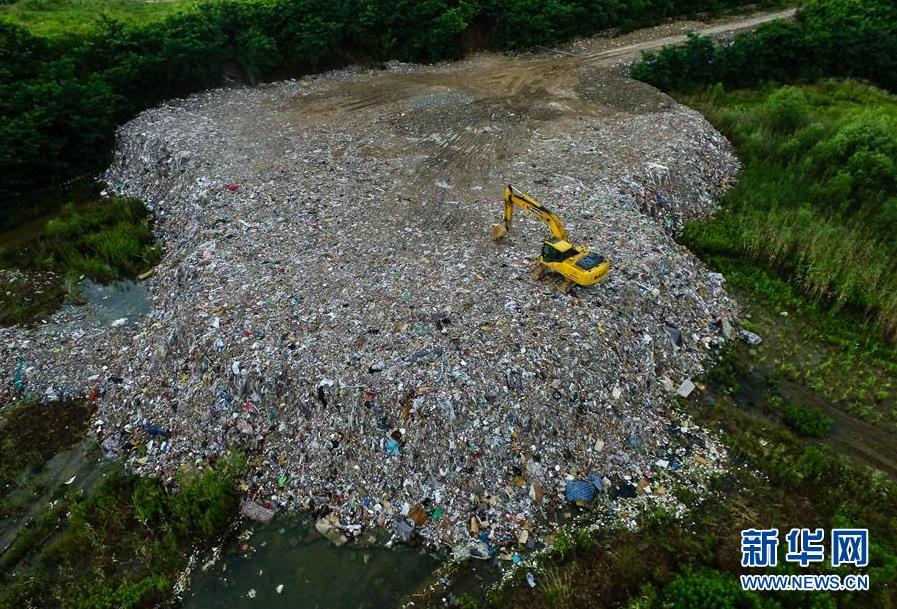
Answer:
[631,0,897,93]
[0,445,244,609]
[0,192,160,325]
[677,81,897,339]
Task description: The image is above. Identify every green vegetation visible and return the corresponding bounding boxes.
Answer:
[25,198,160,280]
[0,450,244,609]
[4,197,161,281]
[632,0,897,93]
[631,0,897,342]
[538,566,574,606]
[0,398,244,609]
[0,193,160,325]
[663,569,763,609]
[701,262,897,431]
[781,402,832,438]
[0,0,776,230]
[0,0,204,37]
[675,81,897,339]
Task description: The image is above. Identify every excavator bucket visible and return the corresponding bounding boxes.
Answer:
[491,222,508,240]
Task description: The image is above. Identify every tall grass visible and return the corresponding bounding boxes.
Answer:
[0,194,160,324]
[680,80,897,338]
[0,0,203,37]
[539,566,575,607]
[3,196,161,282]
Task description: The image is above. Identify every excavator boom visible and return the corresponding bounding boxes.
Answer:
[492,185,568,241]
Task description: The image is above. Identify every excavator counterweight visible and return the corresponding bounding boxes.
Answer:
[492,185,609,289]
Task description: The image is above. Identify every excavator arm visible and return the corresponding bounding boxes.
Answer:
[492,185,568,241]
[490,184,609,289]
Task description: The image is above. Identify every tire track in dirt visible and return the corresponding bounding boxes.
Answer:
[283,9,794,200]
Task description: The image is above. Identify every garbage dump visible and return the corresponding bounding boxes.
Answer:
[1,54,741,552]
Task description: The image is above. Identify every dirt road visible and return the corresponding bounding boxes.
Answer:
[579,8,797,64]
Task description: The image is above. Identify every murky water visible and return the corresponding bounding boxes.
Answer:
[36,278,151,336]
[79,278,151,324]
[183,516,440,609]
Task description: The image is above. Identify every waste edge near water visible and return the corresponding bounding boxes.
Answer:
[183,513,440,609]
[78,279,151,327]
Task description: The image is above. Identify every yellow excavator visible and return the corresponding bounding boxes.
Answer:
[492,185,609,292]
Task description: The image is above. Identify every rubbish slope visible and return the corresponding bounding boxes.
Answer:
[3,45,741,551]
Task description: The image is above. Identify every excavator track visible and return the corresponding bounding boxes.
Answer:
[530,263,576,294]
[557,278,576,294]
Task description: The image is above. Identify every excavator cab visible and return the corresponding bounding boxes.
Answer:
[494,185,610,291]
[540,238,579,263]
[537,238,609,290]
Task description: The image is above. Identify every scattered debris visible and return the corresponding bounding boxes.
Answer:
[739,329,763,346]
[677,379,696,399]
[721,317,734,340]
[394,519,415,543]
[564,480,597,504]
[242,501,276,523]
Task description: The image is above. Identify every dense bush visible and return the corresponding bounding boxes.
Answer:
[632,0,897,93]
[679,81,897,337]
[764,86,810,134]
[0,0,769,229]
[781,403,833,438]
[664,569,761,609]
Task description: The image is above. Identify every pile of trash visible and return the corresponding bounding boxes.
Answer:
[1,55,741,553]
